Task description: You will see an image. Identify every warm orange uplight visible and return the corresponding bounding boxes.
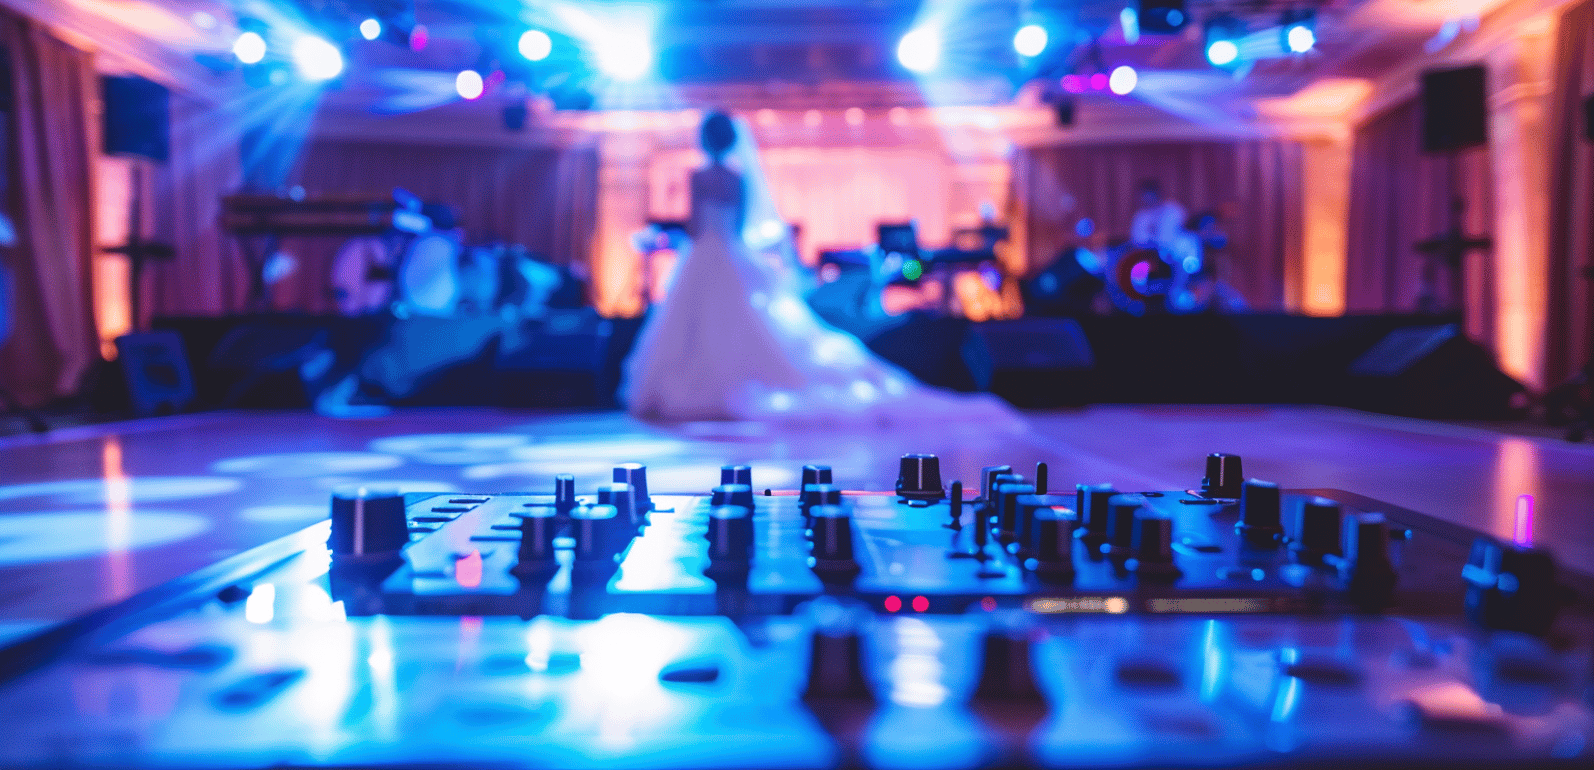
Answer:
[101,436,132,599]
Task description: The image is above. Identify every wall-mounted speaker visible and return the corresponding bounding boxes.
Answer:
[101,75,169,162]
[1420,66,1488,153]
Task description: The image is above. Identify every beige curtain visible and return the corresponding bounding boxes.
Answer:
[1545,0,1594,386]
[0,8,97,406]
[1013,140,1303,310]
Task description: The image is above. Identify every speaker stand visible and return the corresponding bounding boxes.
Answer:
[101,162,174,333]
[1414,151,1491,316]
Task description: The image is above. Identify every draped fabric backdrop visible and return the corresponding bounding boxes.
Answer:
[0,9,97,406]
[1545,0,1594,387]
[146,92,247,322]
[1345,100,1496,346]
[1013,140,1303,310]
[278,140,599,312]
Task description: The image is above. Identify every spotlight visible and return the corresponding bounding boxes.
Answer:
[897,28,939,73]
[233,31,266,65]
[455,69,484,100]
[519,29,552,62]
[359,18,381,41]
[595,32,652,81]
[1109,65,1138,95]
[1283,11,1316,54]
[1204,17,1244,67]
[1014,24,1048,57]
[292,37,343,80]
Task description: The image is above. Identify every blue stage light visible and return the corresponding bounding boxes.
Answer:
[1207,40,1237,66]
[456,69,484,100]
[1014,25,1048,57]
[233,31,266,64]
[1283,12,1316,54]
[897,28,939,73]
[292,36,343,80]
[1204,17,1244,67]
[519,29,552,62]
[595,32,652,80]
[359,18,381,41]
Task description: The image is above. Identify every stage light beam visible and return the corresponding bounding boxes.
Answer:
[1014,25,1048,57]
[233,31,266,64]
[359,18,381,41]
[1286,24,1316,54]
[292,37,343,80]
[455,69,484,100]
[897,28,939,73]
[519,29,552,61]
[594,31,652,81]
[1207,39,1238,66]
[1109,65,1138,95]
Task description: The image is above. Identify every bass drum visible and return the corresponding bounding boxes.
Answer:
[397,232,462,317]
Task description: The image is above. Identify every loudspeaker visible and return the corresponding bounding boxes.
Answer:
[971,319,1096,407]
[1138,0,1189,34]
[497,309,615,406]
[114,331,194,416]
[1584,93,1593,142]
[1346,323,1525,418]
[866,314,985,392]
[1053,98,1075,127]
[101,75,169,162]
[1420,66,1488,153]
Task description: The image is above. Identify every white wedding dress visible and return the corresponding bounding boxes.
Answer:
[620,159,1024,431]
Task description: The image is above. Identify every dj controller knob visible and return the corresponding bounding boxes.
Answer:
[1031,506,1078,584]
[1075,483,1118,553]
[1463,538,1563,636]
[1290,497,1343,566]
[1201,453,1245,499]
[711,483,756,510]
[800,483,842,520]
[804,610,871,700]
[1341,513,1398,612]
[553,473,577,515]
[975,626,1043,701]
[947,481,965,531]
[1237,479,1285,547]
[597,482,642,532]
[994,482,1036,545]
[329,487,410,557]
[1014,494,1071,556]
[1104,494,1145,559]
[809,504,861,582]
[1126,515,1181,582]
[514,506,560,580]
[571,504,627,562]
[896,453,945,502]
[720,464,753,487]
[613,463,651,511]
[705,505,754,570]
[980,465,1015,501]
[801,464,834,488]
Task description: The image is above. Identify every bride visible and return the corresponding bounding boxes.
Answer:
[620,112,1023,430]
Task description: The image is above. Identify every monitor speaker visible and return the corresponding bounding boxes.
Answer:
[970,318,1096,407]
[114,331,194,416]
[1420,66,1488,153]
[101,75,169,162]
[1346,324,1525,418]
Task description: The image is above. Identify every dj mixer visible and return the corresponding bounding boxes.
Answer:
[1,453,1590,768]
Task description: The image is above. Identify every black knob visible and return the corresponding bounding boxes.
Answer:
[1127,515,1181,582]
[597,482,641,531]
[329,487,410,557]
[1342,513,1397,611]
[1290,497,1342,566]
[809,504,860,581]
[720,464,753,487]
[800,483,841,519]
[711,483,756,510]
[1463,538,1561,636]
[804,601,871,700]
[553,474,577,514]
[1075,483,1118,551]
[980,465,1014,501]
[1031,506,1077,583]
[1034,462,1049,495]
[974,627,1042,701]
[571,504,626,562]
[1201,453,1245,499]
[947,480,965,531]
[1014,494,1071,556]
[897,453,944,501]
[1104,494,1144,558]
[1237,479,1284,547]
[705,505,754,564]
[801,464,833,488]
[516,506,559,564]
[613,463,650,511]
[994,483,1036,545]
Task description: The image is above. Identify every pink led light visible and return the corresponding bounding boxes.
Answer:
[1061,75,1085,94]
[1512,494,1533,546]
[884,595,902,613]
[1089,72,1108,91]
[911,595,929,613]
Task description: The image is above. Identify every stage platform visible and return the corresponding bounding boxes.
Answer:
[2,405,1591,647]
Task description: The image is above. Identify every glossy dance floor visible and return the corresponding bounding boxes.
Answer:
[1,406,1591,645]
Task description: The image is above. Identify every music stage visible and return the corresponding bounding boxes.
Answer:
[2,405,1590,648]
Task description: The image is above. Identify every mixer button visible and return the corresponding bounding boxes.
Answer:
[553,474,577,514]
[975,627,1043,701]
[571,504,627,562]
[801,464,834,488]
[799,483,841,521]
[596,482,643,532]
[1290,497,1343,566]
[993,483,1036,545]
[809,505,860,582]
[1104,494,1145,558]
[1236,479,1285,547]
[515,505,560,572]
[1126,514,1181,582]
[613,463,651,512]
[329,487,410,557]
[1201,453,1245,498]
[1031,506,1077,583]
[1013,494,1071,557]
[979,465,1014,501]
[720,464,753,487]
[711,483,756,510]
[1075,483,1118,552]
[705,505,754,564]
[1463,538,1563,636]
[1341,513,1398,611]
[896,453,945,502]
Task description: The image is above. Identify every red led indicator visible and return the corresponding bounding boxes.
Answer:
[980,596,997,612]
[911,596,929,613]
[883,595,902,613]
